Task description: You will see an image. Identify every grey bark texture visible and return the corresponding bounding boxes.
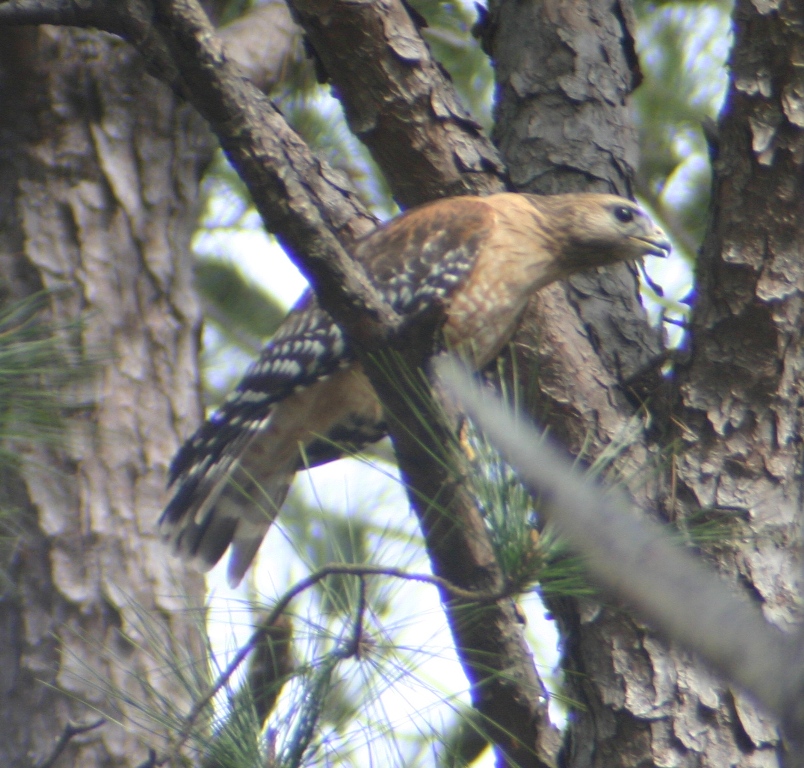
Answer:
[669,0,804,764]
[0,27,211,767]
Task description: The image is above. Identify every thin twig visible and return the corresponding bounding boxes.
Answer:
[35,717,106,768]
[157,563,509,765]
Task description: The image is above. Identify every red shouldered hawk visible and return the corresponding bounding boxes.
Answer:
[161,193,670,585]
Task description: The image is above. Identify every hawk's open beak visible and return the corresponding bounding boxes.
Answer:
[633,235,672,258]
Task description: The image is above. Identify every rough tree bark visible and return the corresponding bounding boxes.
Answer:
[0,27,211,768]
[489,1,804,766]
[667,1,804,764]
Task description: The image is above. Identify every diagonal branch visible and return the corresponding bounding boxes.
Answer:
[286,0,507,207]
[149,0,399,337]
[438,356,804,759]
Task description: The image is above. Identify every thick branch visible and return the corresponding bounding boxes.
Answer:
[285,0,658,475]
[287,0,507,207]
[150,0,400,340]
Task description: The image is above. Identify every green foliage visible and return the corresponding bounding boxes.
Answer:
[202,716,266,768]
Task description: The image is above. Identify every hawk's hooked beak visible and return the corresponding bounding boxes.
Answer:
[632,235,672,259]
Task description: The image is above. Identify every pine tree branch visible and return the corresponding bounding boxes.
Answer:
[149,0,397,335]
[157,562,521,765]
[286,0,507,207]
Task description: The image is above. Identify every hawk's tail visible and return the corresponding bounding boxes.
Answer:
[159,417,296,586]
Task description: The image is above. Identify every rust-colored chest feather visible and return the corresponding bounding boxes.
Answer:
[443,195,560,365]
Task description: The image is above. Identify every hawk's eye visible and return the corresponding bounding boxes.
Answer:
[613,206,635,223]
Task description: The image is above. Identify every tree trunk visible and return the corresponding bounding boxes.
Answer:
[666,1,803,763]
[484,3,663,765]
[0,27,212,767]
[487,0,803,765]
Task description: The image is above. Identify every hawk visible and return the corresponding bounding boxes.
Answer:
[160,193,670,585]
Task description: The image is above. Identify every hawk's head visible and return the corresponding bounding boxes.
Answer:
[527,193,671,272]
